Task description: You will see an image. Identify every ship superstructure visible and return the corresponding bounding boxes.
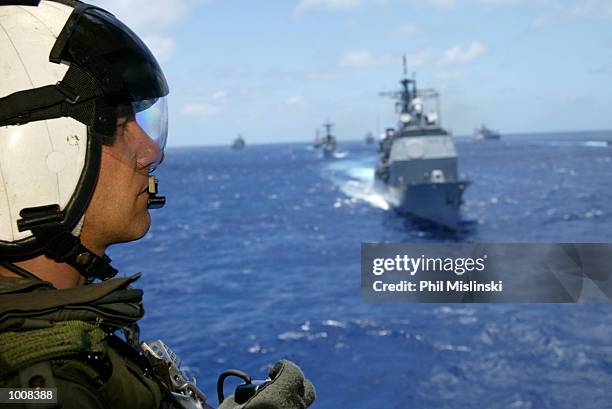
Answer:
[375,56,469,230]
[232,134,246,150]
[320,120,337,157]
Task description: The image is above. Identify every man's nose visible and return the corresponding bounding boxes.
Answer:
[131,122,161,172]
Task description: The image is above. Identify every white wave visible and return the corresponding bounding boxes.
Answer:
[340,181,390,210]
[540,140,610,148]
[583,141,609,148]
[333,151,349,158]
[322,156,390,210]
[277,331,305,341]
[346,167,374,183]
[322,319,347,328]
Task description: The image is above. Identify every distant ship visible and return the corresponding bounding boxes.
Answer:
[365,131,375,144]
[375,56,470,230]
[232,134,245,150]
[313,129,322,149]
[320,120,337,157]
[473,124,501,140]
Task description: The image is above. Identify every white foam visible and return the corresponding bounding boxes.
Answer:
[322,156,391,210]
[584,141,609,148]
[340,182,390,210]
[346,167,374,183]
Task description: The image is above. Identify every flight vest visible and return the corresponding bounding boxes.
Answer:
[0,274,167,409]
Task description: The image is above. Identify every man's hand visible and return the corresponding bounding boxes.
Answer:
[219,360,315,409]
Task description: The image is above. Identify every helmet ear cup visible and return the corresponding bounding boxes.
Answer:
[0,119,100,258]
[0,1,90,257]
[0,1,109,259]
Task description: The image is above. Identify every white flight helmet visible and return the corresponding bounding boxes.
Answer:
[0,0,169,281]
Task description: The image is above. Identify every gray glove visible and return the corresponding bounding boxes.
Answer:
[218,360,315,409]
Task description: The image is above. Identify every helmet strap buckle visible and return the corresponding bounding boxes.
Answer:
[17,205,118,282]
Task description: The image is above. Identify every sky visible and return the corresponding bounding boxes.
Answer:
[91,0,612,146]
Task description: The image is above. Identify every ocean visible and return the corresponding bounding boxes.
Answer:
[110,131,612,409]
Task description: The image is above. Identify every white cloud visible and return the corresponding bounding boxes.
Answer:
[434,71,462,82]
[565,0,612,18]
[141,34,174,63]
[183,102,222,119]
[428,0,457,9]
[440,41,486,65]
[182,90,228,119]
[90,0,204,30]
[286,95,306,105]
[294,0,363,14]
[479,0,519,5]
[533,0,612,25]
[404,48,433,68]
[340,50,391,67]
[394,24,420,36]
[89,0,209,61]
[212,91,227,100]
[420,0,521,10]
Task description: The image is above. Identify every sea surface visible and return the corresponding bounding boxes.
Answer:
[110,131,612,409]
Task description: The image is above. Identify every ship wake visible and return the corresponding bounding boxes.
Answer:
[323,157,390,210]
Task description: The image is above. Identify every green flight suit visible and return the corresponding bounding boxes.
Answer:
[0,274,183,409]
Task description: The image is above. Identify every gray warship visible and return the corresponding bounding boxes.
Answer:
[320,120,337,157]
[313,128,322,149]
[232,134,245,150]
[473,124,501,140]
[375,57,469,230]
[365,131,375,144]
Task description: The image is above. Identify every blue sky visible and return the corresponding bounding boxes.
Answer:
[93,0,612,146]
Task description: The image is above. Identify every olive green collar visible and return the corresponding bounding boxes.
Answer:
[0,274,144,332]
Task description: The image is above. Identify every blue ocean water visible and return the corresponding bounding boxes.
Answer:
[111,131,612,409]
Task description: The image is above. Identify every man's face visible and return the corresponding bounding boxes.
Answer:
[80,109,161,253]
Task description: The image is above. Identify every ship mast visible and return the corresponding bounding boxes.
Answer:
[323,119,333,138]
[399,55,415,117]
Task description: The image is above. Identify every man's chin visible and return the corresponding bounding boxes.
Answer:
[110,212,151,245]
[134,211,152,240]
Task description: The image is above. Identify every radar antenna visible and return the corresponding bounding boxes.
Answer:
[378,55,442,131]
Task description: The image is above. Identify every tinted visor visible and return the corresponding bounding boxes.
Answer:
[50,4,169,103]
[113,96,167,173]
[134,96,168,171]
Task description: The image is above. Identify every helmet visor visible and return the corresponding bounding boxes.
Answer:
[115,96,168,173]
[50,4,169,102]
[52,3,170,173]
[134,96,168,171]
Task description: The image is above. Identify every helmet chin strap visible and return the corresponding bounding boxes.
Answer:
[17,205,118,282]
[0,261,41,281]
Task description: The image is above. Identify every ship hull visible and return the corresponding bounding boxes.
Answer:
[322,145,336,157]
[378,179,468,230]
